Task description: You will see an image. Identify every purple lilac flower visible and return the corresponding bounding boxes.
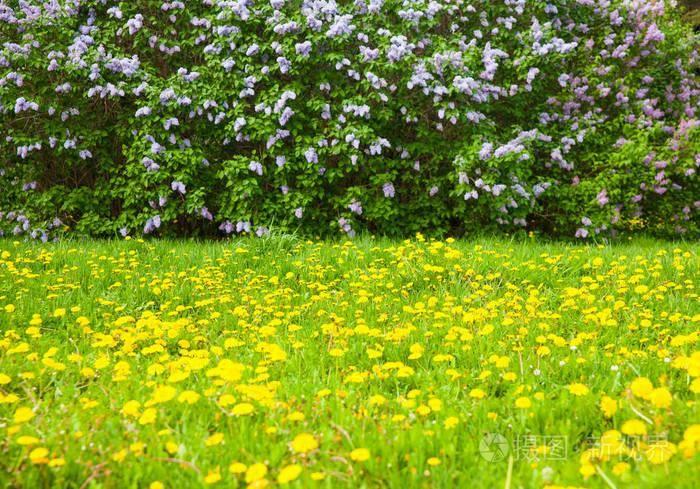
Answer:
[171,181,186,194]
[492,184,506,196]
[249,161,263,175]
[219,221,234,234]
[14,97,39,113]
[382,182,395,198]
[348,200,363,215]
[596,189,609,206]
[479,143,493,160]
[304,147,318,164]
[338,217,355,237]
[277,57,291,73]
[164,117,179,130]
[295,41,312,56]
[144,215,161,234]
[142,157,159,172]
[159,88,176,104]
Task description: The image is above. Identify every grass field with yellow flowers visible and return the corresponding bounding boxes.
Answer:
[0,236,699,489]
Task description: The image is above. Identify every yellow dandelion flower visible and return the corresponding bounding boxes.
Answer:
[630,377,654,399]
[645,441,676,465]
[13,406,35,424]
[29,447,49,464]
[218,394,236,407]
[684,425,700,443]
[469,388,486,399]
[291,433,318,454]
[17,436,40,446]
[444,416,459,429]
[151,385,177,404]
[579,463,595,477]
[568,383,589,396]
[138,408,157,425]
[121,400,141,417]
[231,402,255,416]
[600,396,618,418]
[229,462,247,474]
[245,463,268,483]
[204,468,221,484]
[277,464,302,484]
[178,391,200,405]
[515,397,532,409]
[350,448,370,462]
[648,387,672,409]
[621,419,647,436]
[205,433,225,447]
[48,458,65,468]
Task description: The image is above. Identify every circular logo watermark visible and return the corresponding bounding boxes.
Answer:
[479,433,509,463]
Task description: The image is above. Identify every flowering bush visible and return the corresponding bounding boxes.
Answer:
[0,0,698,239]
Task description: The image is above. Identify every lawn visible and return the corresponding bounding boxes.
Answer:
[0,236,698,488]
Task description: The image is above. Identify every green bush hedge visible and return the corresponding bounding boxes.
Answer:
[0,0,698,239]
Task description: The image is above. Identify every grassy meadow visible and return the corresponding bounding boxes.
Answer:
[0,236,698,488]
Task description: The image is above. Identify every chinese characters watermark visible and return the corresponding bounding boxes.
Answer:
[478,432,670,463]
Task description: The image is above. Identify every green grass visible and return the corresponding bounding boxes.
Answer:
[0,236,698,488]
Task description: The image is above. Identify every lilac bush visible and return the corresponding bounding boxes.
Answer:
[0,0,698,239]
